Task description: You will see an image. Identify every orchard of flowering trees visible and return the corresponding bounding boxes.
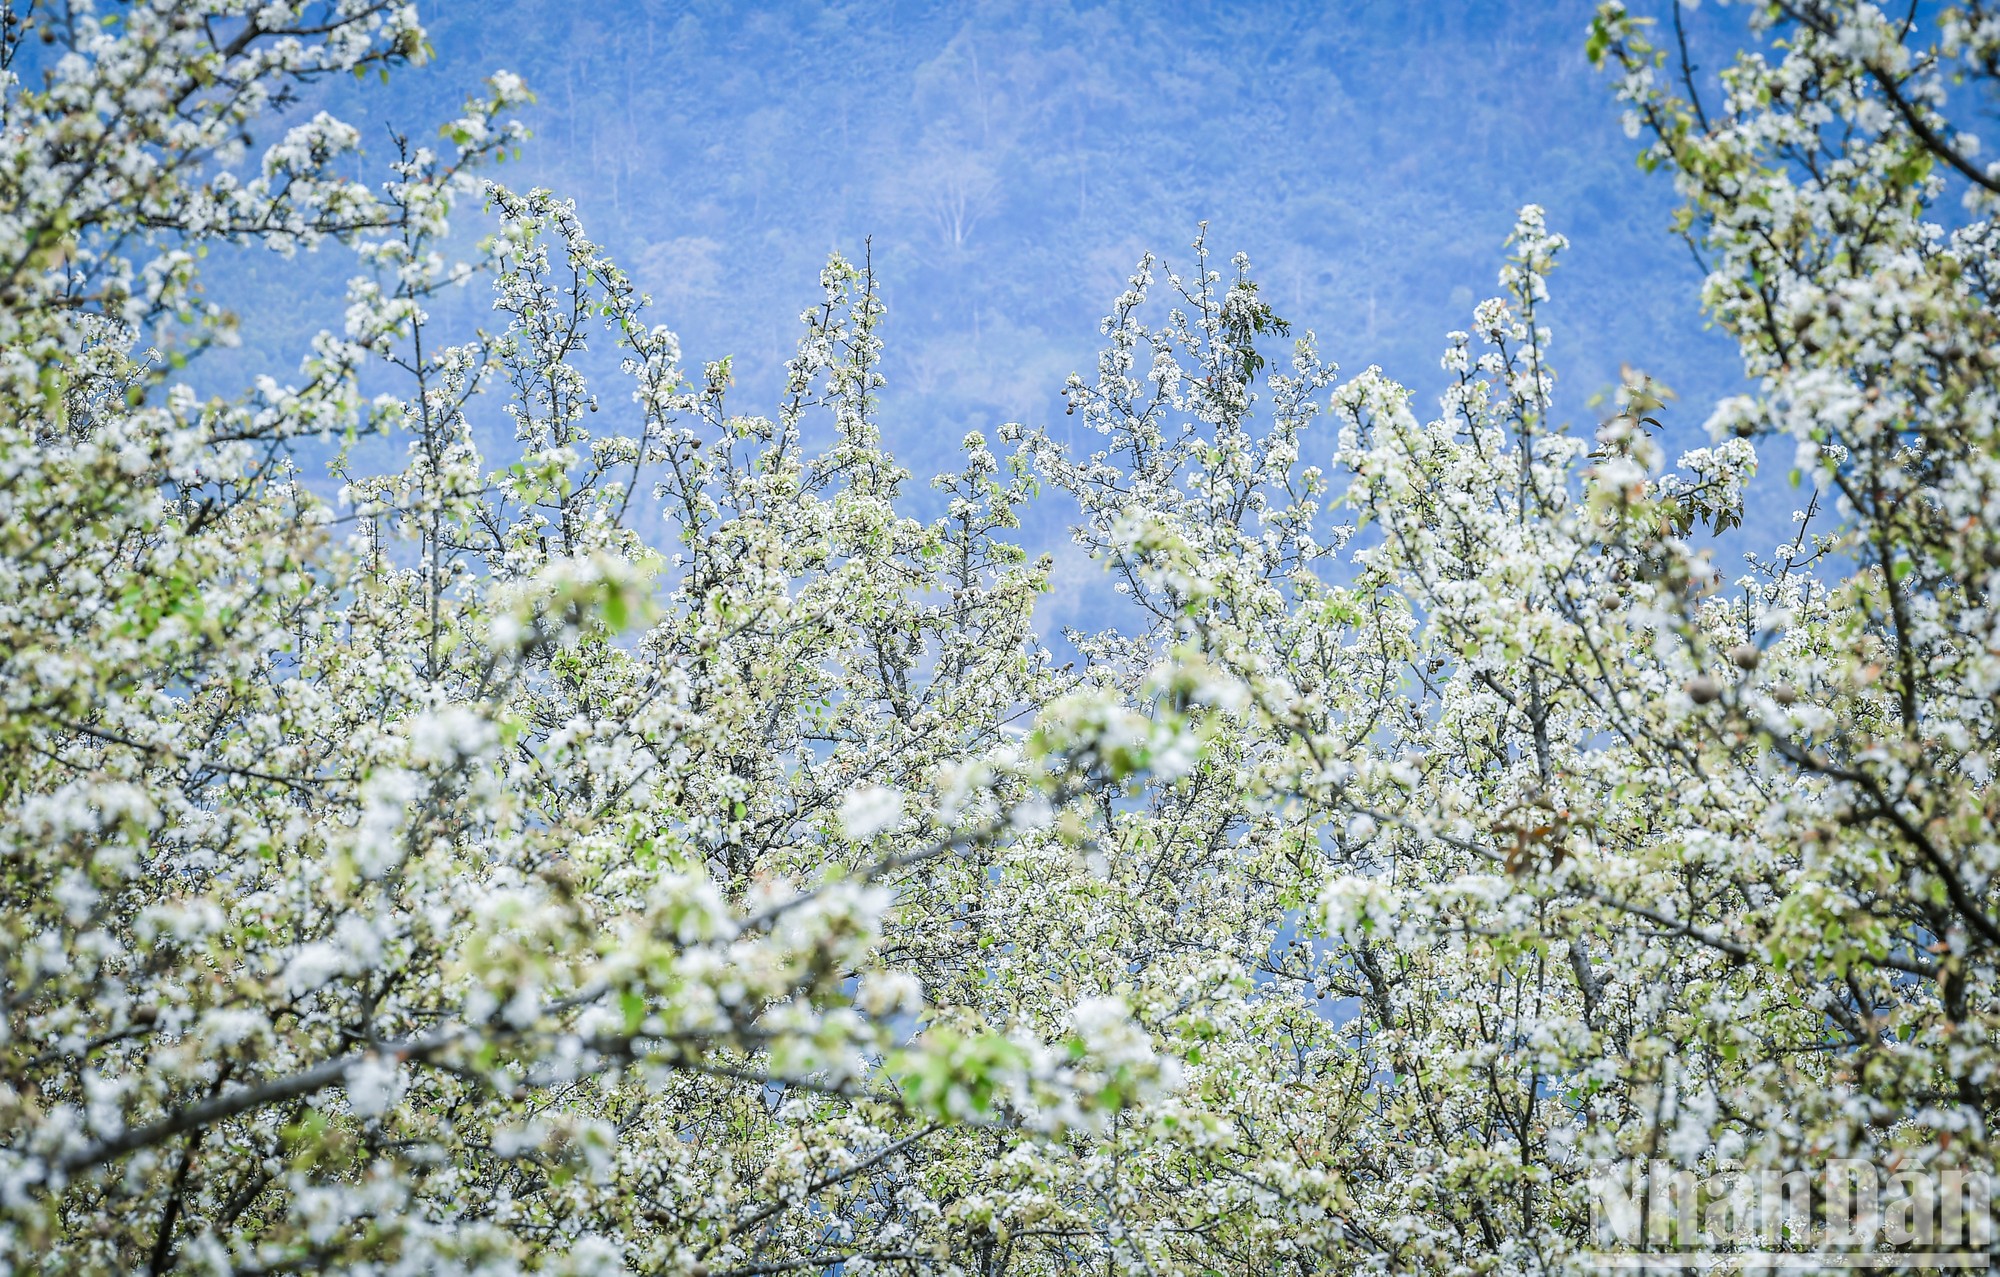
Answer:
[2,1,1999,1272]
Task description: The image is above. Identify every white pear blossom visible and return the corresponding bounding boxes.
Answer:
[7,3,2000,1273]
[837,784,906,841]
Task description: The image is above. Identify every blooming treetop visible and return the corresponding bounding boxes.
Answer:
[3,2,1998,1274]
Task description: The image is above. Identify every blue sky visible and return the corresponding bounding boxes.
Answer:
[216,1,1768,608]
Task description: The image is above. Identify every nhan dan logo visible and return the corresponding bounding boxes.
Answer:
[1587,1159,1993,1270]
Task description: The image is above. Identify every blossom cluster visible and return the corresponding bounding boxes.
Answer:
[4,2,1998,1274]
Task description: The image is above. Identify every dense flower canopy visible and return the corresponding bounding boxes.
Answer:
[1,2,1998,1274]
